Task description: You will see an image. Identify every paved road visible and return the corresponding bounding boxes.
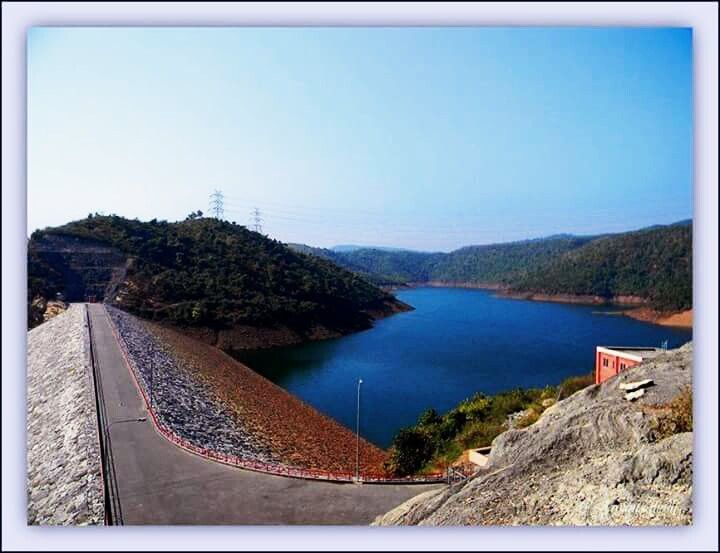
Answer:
[86,304,440,525]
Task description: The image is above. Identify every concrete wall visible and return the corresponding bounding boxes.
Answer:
[595,350,641,384]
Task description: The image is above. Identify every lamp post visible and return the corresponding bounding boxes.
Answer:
[355,378,363,482]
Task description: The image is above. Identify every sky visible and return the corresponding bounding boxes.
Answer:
[27,27,692,252]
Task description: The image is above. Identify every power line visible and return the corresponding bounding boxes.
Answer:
[209,190,224,219]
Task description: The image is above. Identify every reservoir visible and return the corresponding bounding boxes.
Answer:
[238,287,692,448]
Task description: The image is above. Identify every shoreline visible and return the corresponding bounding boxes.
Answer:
[156,296,413,353]
[143,317,391,475]
[623,307,693,328]
[390,281,692,329]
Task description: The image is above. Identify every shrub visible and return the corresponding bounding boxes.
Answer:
[457,421,507,449]
[387,372,595,475]
[417,408,441,427]
[438,410,467,441]
[558,373,595,400]
[457,393,491,421]
[386,427,436,477]
[648,386,693,441]
[514,409,541,429]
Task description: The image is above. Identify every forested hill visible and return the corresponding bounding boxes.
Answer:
[290,236,595,287]
[28,215,407,338]
[509,223,692,311]
[286,243,424,286]
[290,221,692,311]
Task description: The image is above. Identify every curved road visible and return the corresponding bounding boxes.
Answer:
[86,304,440,525]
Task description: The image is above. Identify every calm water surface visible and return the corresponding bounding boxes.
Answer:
[238,288,692,448]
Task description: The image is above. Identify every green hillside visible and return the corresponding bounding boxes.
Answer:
[28,215,402,332]
[508,224,692,311]
[287,244,415,286]
[290,237,590,286]
[428,236,593,283]
[293,222,692,311]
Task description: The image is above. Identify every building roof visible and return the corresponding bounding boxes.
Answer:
[597,346,665,362]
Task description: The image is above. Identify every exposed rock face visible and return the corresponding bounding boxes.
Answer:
[28,298,69,329]
[26,304,104,525]
[30,234,127,302]
[374,343,693,526]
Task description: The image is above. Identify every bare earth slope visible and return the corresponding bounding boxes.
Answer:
[374,343,693,526]
[26,304,104,525]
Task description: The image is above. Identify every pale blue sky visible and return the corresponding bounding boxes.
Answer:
[28,27,692,251]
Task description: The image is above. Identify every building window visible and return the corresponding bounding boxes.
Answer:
[620,362,626,370]
[602,358,609,367]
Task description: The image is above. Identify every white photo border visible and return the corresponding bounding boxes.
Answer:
[2,2,717,551]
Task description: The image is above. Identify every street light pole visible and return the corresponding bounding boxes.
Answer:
[355,378,363,482]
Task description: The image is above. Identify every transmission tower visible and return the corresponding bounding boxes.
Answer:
[251,208,263,233]
[209,190,224,219]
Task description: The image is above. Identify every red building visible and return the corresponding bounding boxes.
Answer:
[595,346,664,384]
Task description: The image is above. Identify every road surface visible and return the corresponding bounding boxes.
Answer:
[86,303,440,524]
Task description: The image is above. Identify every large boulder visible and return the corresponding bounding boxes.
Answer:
[373,343,693,526]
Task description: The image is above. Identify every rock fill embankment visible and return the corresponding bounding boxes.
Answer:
[107,306,389,475]
[106,306,277,462]
[148,320,390,475]
[26,304,104,525]
[374,343,693,526]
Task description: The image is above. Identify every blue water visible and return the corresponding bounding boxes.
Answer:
[238,288,692,448]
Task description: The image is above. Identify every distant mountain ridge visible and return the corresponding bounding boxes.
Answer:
[331,245,419,253]
[290,220,692,311]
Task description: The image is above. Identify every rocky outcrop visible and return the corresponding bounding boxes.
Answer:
[27,304,104,525]
[29,297,69,328]
[374,343,693,526]
[29,234,127,302]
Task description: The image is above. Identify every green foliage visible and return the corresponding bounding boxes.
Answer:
[456,421,507,450]
[316,236,590,286]
[386,427,436,476]
[429,236,593,284]
[385,372,603,475]
[417,408,441,426]
[508,224,692,311]
[28,215,394,332]
[557,373,595,400]
[386,384,565,476]
[294,222,692,312]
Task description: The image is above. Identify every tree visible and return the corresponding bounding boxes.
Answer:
[387,427,435,476]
